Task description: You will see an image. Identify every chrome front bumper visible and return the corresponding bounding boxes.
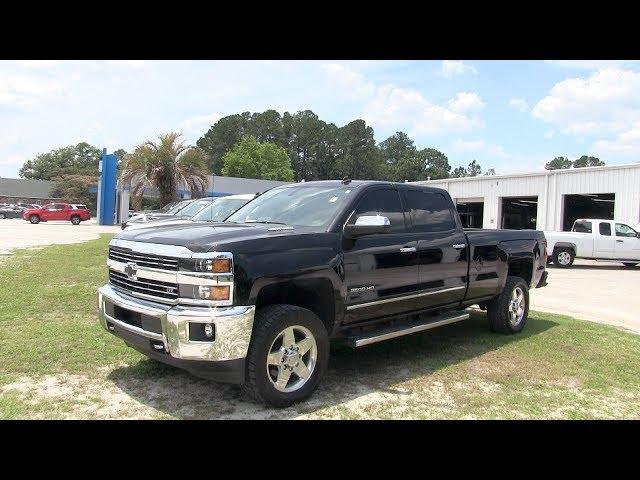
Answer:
[98,284,255,362]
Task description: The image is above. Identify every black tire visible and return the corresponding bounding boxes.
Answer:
[243,304,329,408]
[486,276,530,334]
[70,215,81,225]
[29,215,40,224]
[553,248,574,268]
[623,263,638,268]
[0,213,5,219]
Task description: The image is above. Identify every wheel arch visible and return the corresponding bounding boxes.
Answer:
[253,278,337,336]
[553,242,577,256]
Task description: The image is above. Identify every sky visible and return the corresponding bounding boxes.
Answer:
[2,59,640,178]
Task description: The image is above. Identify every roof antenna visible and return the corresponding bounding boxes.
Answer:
[342,176,351,185]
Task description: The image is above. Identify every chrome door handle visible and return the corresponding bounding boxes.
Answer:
[616,240,624,243]
[400,247,417,253]
[453,243,466,249]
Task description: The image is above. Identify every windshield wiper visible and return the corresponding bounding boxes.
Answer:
[244,220,289,225]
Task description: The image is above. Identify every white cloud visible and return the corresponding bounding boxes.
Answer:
[323,63,484,136]
[544,129,555,139]
[17,60,64,69]
[508,98,529,112]
[179,113,222,138]
[321,63,375,100]
[0,74,62,108]
[544,60,639,70]
[532,67,640,137]
[447,92,485,113]
[439,60,477,78]
[592,122,640,156]
[451,139,508,158]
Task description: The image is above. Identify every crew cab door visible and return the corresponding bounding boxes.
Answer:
[402,188,468,308]
[341,186,420,324]
[613,222,640,260]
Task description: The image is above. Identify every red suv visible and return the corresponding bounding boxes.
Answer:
[23,203,91,225]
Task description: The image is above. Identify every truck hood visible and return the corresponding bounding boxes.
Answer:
[114,222,315,253]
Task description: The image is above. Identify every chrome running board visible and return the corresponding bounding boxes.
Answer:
[346,311,470,348]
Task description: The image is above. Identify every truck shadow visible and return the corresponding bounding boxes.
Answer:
[550,264,636,271]
[108,312,557,419]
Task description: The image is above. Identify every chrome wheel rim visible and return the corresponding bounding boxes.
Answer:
[557,251,571,265]
[509,287,526,326]
[266,325,317,393]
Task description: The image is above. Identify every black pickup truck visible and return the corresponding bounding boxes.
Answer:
[98,180,548,406]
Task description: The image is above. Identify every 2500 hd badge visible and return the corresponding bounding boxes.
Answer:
[98,180,548,407]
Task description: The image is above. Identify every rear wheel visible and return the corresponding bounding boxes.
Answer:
[29,215,40,224]
[553,248,574,268]
[243,304,329,407]
[487,276,529,334]
[623,263,638,268]
[0,213,5,219]
[70,215,81,225]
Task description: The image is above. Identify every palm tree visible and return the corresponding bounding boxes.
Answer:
[121,132,210,208]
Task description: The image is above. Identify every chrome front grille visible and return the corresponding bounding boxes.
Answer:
[109,270,179,301]
[108,246,179,271]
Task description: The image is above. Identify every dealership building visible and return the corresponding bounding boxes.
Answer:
[414,163,640,232]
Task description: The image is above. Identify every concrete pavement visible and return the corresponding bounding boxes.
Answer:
[530,259,640,333]
[0,218,120,255]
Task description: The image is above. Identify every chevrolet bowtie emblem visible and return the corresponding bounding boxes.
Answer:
[124,262,138,280]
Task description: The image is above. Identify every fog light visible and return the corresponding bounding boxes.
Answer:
[198,285,230,300]
[204,323,214,338]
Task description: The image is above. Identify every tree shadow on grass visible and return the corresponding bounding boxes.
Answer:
[107,312,557,419]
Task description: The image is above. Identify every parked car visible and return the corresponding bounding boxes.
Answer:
[98,180,548,407]
[545,218,640,268]
[22,202,91,225]
[122,194,256,231]
[121,199,195,229]
[0,206,22,219]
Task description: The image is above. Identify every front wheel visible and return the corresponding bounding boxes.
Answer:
[623,263,638,268]
[70,215,81,225]
[0,213,5,219]
[243,304,329,407]
[553,248,574,268]
[486,276,530,334]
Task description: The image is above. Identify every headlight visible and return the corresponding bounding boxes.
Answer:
[177,252,234,305]
[195,258,231,273]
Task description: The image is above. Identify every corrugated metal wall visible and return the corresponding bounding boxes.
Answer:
[414,164,640,231]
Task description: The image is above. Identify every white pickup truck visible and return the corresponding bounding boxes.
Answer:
[545,218,640,268]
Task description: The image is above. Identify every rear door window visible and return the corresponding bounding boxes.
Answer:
[599,222,611,236]
[405,190,457,232]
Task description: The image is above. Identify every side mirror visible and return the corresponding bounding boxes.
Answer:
[344,215,391,238]
[636,232,640,239]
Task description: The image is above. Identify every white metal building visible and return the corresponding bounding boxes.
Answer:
[413,163,640,232]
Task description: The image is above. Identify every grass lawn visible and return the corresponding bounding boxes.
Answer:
[1,235,639,419]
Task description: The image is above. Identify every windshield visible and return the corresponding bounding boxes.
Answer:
[226,185,353,227]
[165,200,191,215]
[192,198,251,222]
[175,199,213,217]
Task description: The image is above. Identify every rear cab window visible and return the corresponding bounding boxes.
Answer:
[572,220,592,233]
